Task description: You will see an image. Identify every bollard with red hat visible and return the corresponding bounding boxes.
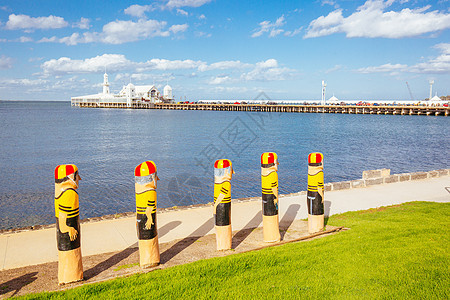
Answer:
[135,160,160,268]
[261,152,281,243]
[213,159,234,250]
[54,164,83,284]
[307,152,325,234]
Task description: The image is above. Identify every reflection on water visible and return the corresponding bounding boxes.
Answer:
[0,101,449,229]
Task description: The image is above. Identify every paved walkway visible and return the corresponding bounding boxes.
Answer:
[1,175,449,270]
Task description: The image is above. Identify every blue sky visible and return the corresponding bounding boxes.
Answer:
[0,0,449,101]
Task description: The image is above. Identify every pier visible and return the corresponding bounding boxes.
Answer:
[75,102,449,116]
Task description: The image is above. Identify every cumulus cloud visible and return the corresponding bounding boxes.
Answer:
[124,4,155,18]
[0,78,48,87]
[252,15,286,38]
[38,18,187,45]
[241,59,295,81]
[137,58,204,71]
[41,54,133,75]
[177,9,189,16]
[208,76,232,85]
[166,0,212,9]
[305,0,450,38]
[73,17,90,29]
[0,55,13,69]
[198,60,250,72]
[169,24,188,34]
[5,14,68,30]
[19,36,33,42]
[356,43,450,74]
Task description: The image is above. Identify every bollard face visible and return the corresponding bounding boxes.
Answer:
[54,164,83,284]
[135,160,160,267]
[261,152,281,243]
[214,159,233,250]
[307,153,324,216]
[135,161,159,240]
[213,159,233,226]
[261,152,279,216]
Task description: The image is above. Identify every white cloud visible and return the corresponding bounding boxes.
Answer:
[5,14,68,30]
[0,55,13,69]
[41,54,133,75]
[124,4,155,18]
[325,64,343,74]
[198,60,250,72]
[305,0,450,38]
[252,15,286,38]
[198,14,206,20]
[19,36,33,42]
[284,26,303,37]
[166,0,212,9]
[138,58,204,71]
[102,19,170,44]
[38,19,187,45]
[208,75,233,85]
[0,78,48,87]
[177,9,189,16]
[356,43,450,74]
[73,17,90,29]
[241,59,295,81]
[169,24,188,34]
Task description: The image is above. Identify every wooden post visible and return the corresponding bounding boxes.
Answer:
[261,152,281,242]
[214,159,234,250]
[54,164,83,285]
[307,153,325,234]
[135,161,160,268]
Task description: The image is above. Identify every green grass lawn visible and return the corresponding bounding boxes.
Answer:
[26,202,449,299]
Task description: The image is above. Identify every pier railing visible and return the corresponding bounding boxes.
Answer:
[75,102,449,116]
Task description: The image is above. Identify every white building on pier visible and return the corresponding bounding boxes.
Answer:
[71,73,173,107]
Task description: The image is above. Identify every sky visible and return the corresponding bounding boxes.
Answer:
[0,0,449,101]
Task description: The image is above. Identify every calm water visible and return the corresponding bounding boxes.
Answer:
[0,101,448,229]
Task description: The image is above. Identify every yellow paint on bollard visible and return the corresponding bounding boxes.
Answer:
[261,152,281,243]
[214,159,234,251]
[307,153,325,234]
[54,164,83,285]
[135,161,160,268]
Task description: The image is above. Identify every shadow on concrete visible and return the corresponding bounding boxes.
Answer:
[324,201,331,226]
[0,272,38,296]
[232,211,262,249]
[84,220,182,280]
[159,221,182,238]
[160,217,214,264]
[280,204,300,240]
[84,245,137,280]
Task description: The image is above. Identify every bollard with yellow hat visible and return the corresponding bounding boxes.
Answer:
[135,161,160,268]
[54,164,83,285]
[261,152,281,243]
[213,159,234,250]
[307,152,325,234]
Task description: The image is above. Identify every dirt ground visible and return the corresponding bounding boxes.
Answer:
[0,220,343,298]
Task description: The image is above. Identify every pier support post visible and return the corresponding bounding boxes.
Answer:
[54,164,83,285]
[135,161,160,268]
[214,159,234,250]
[307,153,325,234]
[261,152,281,243]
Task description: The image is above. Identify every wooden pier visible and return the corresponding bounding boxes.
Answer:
[76,102,449,116]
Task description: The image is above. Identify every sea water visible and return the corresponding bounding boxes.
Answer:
[0,101,448,229]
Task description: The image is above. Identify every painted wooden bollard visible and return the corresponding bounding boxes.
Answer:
[135,161,160,268]
[261,152,281,243]
[307,153,325,234]
[214,159,234,250]
[54,164,83,284]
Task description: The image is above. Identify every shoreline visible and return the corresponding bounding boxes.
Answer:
[1,167,448,235]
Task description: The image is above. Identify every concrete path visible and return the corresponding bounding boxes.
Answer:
[1,175,449,270]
